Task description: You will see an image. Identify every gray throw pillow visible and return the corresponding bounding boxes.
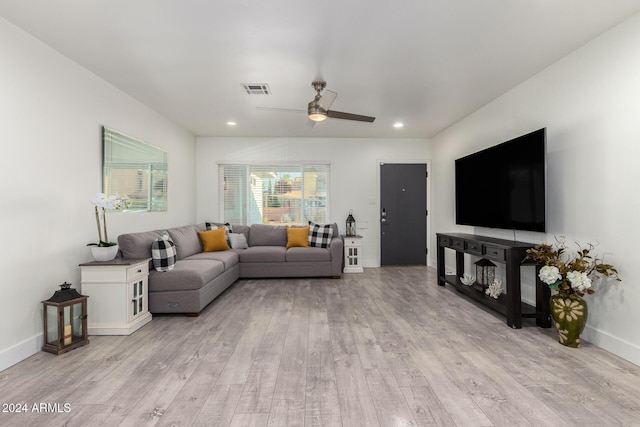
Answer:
[228,233,249,249]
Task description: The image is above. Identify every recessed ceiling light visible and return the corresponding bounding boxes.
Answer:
[393,122,404,128]
[226,121,237,126]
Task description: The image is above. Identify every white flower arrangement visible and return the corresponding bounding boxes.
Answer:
[92,193,130,210]
[485,279,503,299]
[539,265,593,294]
[88,193,131,247]
[526,237,620,298]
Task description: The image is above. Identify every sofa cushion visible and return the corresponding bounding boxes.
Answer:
[231,225,250,247]
[168,225,202,260]
[249,224,288,247]
[148,259,225,292]
[286,246,330,262]
[184,250,239,269]
[233,225,250,240]
[286,226,310,249]
[151,234,177,272]
[239,246,286,263]
[118,229,164,259]
[198,228,230,252]
[308,222,334,248]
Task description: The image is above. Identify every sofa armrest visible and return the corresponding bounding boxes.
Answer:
[329,236,344,277]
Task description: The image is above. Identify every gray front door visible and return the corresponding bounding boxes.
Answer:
[380,163,427,265]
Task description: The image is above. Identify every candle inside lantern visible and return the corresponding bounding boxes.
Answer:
[64,324,72,345]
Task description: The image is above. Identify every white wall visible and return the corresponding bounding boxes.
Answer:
[432,13,640,364]
[0,18,196,371]
[196,137,431,267]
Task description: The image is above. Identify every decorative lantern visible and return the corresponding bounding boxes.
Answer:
[346,210,356,237]
[474,258,496,289]
[42,282,89,355]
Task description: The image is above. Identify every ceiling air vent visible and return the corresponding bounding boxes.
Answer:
[242,83,271,95]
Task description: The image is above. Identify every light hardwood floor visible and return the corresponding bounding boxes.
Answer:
[2,266,640,426]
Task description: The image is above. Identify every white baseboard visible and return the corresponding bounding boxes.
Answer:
[0,333,42,373]
[362,261,380,268]
[582,326,640,366]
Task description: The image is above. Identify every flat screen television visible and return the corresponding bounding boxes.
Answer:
[455,128,546,232]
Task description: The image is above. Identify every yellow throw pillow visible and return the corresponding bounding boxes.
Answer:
[286,226,310,249]
[198,227,230,252]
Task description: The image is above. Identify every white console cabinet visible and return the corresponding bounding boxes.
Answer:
[342,235,364,273]
[80,258,152,335]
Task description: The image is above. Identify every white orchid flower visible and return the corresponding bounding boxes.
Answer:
[89,193,131,246]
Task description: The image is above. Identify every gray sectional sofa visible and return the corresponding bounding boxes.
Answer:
[117,222,343,315]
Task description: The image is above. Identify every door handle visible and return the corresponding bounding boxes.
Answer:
[381,208,386,223]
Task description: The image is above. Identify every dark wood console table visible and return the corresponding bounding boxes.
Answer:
[436,232,551,329]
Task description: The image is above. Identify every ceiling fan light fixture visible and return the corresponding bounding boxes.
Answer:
[308,103,328,121]
[308,112,328,122]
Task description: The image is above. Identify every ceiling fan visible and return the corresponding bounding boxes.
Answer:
[258,81,376,123]
[307,81,375,123]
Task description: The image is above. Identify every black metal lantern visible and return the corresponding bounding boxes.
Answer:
[475,258,496,289]
[42,282,89,355]
[346,209,356,237]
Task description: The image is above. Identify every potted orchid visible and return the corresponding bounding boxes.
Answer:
[526,237,620,347]
[88,193,131,261]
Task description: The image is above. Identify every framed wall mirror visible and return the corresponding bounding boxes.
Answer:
[102,127,168,212]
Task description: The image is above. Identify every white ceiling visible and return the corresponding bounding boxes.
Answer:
[2,1,640,138]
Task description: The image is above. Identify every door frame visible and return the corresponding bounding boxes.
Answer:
[376,159,432,267]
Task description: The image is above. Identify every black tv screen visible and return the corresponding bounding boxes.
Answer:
[455,128,546,232]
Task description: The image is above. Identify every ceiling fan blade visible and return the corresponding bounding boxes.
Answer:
[317,90,337,111]
[327,110,376,122]
[256,106,305,113]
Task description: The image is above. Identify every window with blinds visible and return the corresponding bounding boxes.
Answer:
[103,127,168,212]
[219,163,329,225]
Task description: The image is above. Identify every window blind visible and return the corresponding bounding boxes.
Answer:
[103,127,168,212]
[218,163,330,225]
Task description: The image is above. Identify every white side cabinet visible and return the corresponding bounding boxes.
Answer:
[80,258,152,335]
[342,235,364,273]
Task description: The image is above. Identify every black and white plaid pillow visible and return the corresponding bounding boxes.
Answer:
[206,222,233,233]
[151,234,177,272]
[206,222,232,246]
[308,222,333,248]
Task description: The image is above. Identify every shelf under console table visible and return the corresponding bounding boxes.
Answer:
[436,232,551,329]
